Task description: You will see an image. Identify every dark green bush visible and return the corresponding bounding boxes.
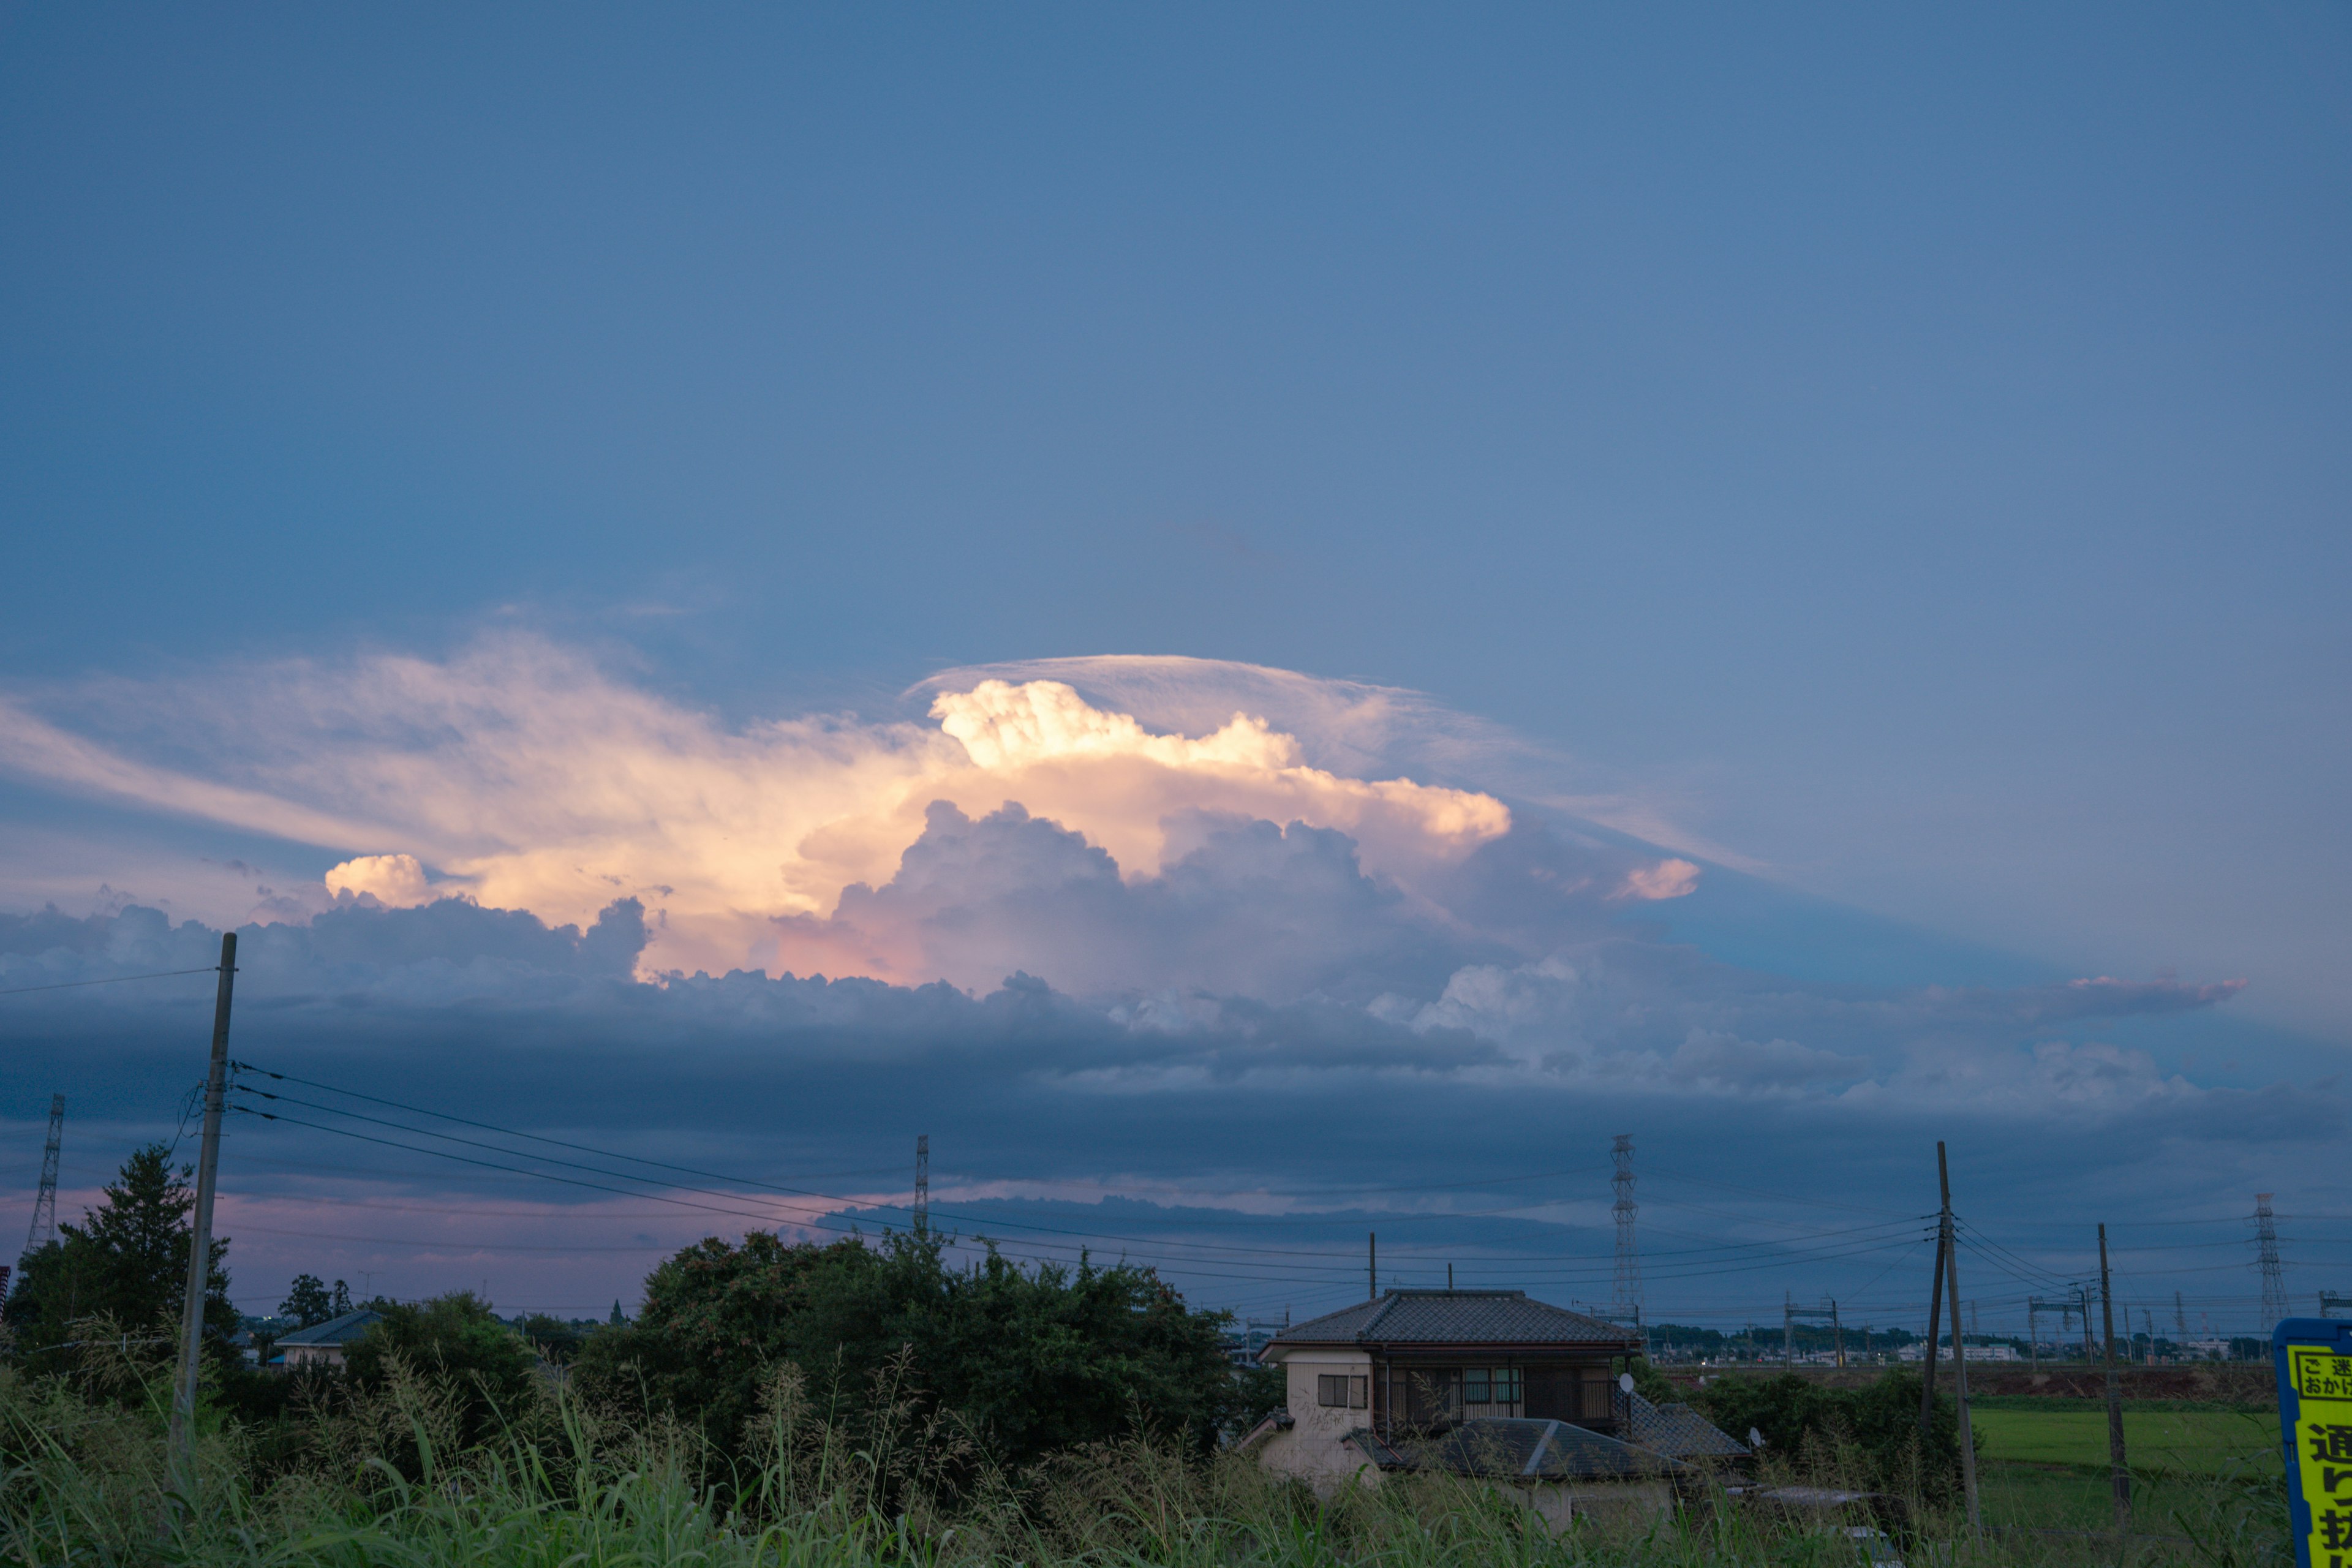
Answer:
[1691,1368,1968,1498]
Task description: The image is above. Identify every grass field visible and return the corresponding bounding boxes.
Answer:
[1969,1404,2282,1474]
[1978,1461,2227,1534]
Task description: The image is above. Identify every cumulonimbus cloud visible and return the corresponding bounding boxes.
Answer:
[0,637,1699,990]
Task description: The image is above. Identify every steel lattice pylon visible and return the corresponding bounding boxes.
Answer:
[24,1095,62,1257]
[2255,1193,2288,1330]
[1611,1134,1640,1323]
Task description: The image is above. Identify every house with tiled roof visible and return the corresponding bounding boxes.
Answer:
[1240,1288,1743,1523]
[270,1308,381,1370]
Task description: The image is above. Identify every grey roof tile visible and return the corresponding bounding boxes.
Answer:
[273,1308,382,1347]
[1267,1289,1638,1351]
[1366,1418,1684,1480]
[1627,1393,1751,1459]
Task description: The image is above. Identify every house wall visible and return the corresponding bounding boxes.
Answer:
[1265,1349,1376,1487]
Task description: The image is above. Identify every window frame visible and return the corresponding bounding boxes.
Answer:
[1317,1372,1368,1409]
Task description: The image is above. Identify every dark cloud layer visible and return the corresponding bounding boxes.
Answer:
[1,805,2333,1328]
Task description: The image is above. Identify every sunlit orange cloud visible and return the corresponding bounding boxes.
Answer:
[0,638,1704,986]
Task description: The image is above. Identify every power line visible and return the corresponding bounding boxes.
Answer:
[231,1063,1936,1263]
[0,966,220,997]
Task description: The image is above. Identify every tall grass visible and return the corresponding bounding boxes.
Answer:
[0,1336,2290,1568]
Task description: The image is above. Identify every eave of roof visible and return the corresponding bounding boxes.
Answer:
[1262,1290,1640,1358]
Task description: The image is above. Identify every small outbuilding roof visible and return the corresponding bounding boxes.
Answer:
[273,1308,382,1348]
[1353,1417,1684,1481]
[1625,1393,1751,1460]
[1263,1289,1639,1354]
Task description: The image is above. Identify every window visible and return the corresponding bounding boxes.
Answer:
[1317,1373,1368,1408]
[1461,1368,1521,1406]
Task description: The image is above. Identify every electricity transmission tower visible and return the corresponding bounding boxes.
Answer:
[2255,1193,2288,1330]
[914,1134,929,1235]
[24,1095,62,1256]
[1611,1134,1640,1324]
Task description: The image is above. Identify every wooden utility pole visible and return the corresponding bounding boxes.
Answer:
[1938,1143,1981,1533]
[1368,1232,1377,1300]
[168,932,236,1501]
[1918,1144,1950,1440]
[2098,1224,2130,1529]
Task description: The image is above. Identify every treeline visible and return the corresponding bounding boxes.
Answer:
[2,1144,1283,1481]
[1646,1322,1922,1355]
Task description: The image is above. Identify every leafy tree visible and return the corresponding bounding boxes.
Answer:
[331,1278,352,1316]
[344,1292,538,1451]
[515,1313,586,1365]
[576,1230,1242,1468]
[1,1143,233,1372]
[279,1273,334,1327]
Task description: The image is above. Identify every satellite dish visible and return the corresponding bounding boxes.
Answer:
[1618,1373,1635,1394]
[1749,1427,1766,1449]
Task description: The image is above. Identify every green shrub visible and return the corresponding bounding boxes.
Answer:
[1692,1367,1967,1498]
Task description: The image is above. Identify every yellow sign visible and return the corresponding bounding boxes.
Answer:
[2291,1346,2352,1567]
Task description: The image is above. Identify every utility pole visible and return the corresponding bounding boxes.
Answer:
[168,933,236,1501]
[2098,1224,2130,1530]
[1832,1297,1844,1368]
[1368,1232,1378,1300]
[2255,1193,2288,1332]
[1919,1146,1950,1441]
[1938,1142,1980,1534]
[24,1093,62,1256]
[1784,1292,1795,1367]
[1611,1134,1640,1324]
[913,1134,929,1236]
[2028,1300,2039,1370]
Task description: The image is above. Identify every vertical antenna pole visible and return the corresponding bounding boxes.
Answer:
[913,1134,929,1237]
[1919,1143,1948,1441]
[2098,1224,2130,1530]
[168,932,236,1501]
[1942,1144,1980,1535]
[1368,1231,1377,1300]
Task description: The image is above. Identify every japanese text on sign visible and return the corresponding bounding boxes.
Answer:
[2293,1346,2352,1568]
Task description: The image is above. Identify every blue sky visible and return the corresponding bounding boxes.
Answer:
[1,6,2346,1330]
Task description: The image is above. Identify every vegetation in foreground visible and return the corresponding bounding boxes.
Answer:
[0,1330,2296,1568]
[0,1143,2294,1567]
